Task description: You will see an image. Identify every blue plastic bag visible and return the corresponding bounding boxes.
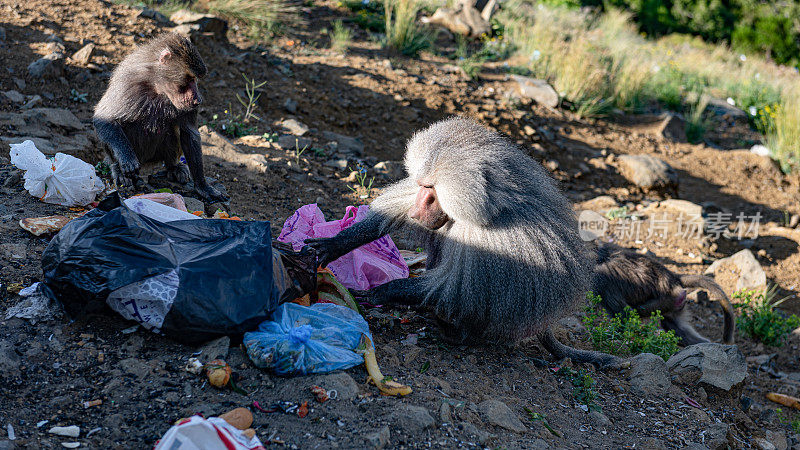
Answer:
[243,302,372,376]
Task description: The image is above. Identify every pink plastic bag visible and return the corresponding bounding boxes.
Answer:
[278,204,409,290]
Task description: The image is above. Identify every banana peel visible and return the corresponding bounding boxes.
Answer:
[310,268,411,397]
[360,335,412,397]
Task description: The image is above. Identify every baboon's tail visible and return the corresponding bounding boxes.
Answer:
[679,275,735,344]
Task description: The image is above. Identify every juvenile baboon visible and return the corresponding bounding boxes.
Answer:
[306,117,624,369]
[93,32,228,203]
[592,244,735,345]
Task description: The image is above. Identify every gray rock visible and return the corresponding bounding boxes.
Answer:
[580,195,618,212]
[459,422,492,445]
[667,343,747,391]
[283,98,298,114]
[512,75,559,108]
[13,78,25,90]
[324,159,349,170]
[1,243,26,259]
[0,440,14,450]
[426,0,491,38]
[703,423,731,450]
[659,199,703,218]
[628,353,671,397]
[278,134,311,150]
[311,372,360,400]
[705,249,767,292]
[170,10,228,37]
[588,410,612,427]
[0,27,5,41]
[3,91,24,104]
[196,336,230,363]
[23,108,83,131]
[183,197,204,213]
[390,405,435,433]
[3,171,22,187]
[118,358,151,379]
[477,399,527,433]
[617,154,678,192]
[138,8,170,23]
[27,52,65,79]
[706,97,747,119]
[373,160,404,179]
[321,131,364,156]
[766,430,788,450]
[280,118,309,136]
[364,425,390,449]
[70,43,95,65]
[20,95,41,110]
[0,341,21,378]
[756,438,778,450]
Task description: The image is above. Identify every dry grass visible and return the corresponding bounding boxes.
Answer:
[331,19,352,53]
[383,0,430,57]
[199,0,302,39]
[498,1,800,166]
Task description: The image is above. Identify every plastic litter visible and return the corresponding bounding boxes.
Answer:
[154,415,264,450]
[129,192,188,211]
[278,204,409,291]
[9,140,104,206]
[41,193,316,344]
[244,302,371,376]
[4,282,61,324]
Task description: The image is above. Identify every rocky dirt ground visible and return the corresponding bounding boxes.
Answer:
[1,0,800,448]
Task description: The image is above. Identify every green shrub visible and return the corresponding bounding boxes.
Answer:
[734,287,800,347]
[685,93,710,144]
[340,0,385,32]
[555,367,599,411]
[582,292,681,361]
[331,19,353,53]
[202,0,302,39]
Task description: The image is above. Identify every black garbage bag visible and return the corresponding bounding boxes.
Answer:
[41,193,316,344]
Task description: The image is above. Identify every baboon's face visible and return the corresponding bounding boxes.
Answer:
[409,182,449,230]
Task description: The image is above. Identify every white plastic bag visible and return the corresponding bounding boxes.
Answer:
[9,140,104,206]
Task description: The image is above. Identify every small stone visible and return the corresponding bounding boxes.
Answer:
[183,197,204,213]
[280,118,309,136]
[13,78,25,90]
[666,343,747,391]
[277,135,311,150]
[789,214,800,229]
[21,96,42,110]
[321,131,364,156]
[324,159,349,170]
[765,430,788,450]
[524,125,536,136]
[23,108,83,130]
[117,358,151,379]
[617,154,678,193]
[196,336,229,363]
[544,160,559,172]
[628,353,671,398]
[705,249,767,292]
[3,91,24,104]
[390,405,435,433]
[70,43,95,65]
[755,438,777,450]
[751,144,771,156]
[512,75,559,108]
[477,399,527,433]
[27,52,65,79]
[283,98,298,114]
[373,161,404,179]
[459,422,491,446]
[588,410,611,427]
[138,8,170,23]
[703,423,731,450]
[311,372,359,400]
[48,426,80,438]
[364,425,390,449]
[579,195,618,213]
[170,10,228,37]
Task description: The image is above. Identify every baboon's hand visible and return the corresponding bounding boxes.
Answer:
[304,237,348,267]
[196,183,229,204]
[116,157,142,188]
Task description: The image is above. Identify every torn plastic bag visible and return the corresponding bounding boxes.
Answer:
[154,415,265,450]
[244,302,371,376]
[41,193,316,344]
[278,204,409,290]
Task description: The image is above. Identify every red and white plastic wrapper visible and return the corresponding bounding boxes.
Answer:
[130,192,189,212]
[278,204,409,290]
[153,415,265,450]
